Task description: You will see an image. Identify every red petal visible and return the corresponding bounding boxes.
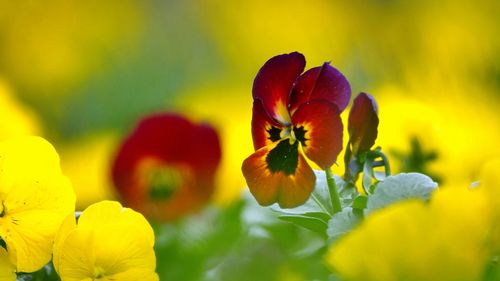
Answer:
[251,100,284,150]
[348,92,379,155]
[292,100,343,169]
[289,63,351,114]
[252,52,305,124]
[112,113,221,220]
[242,144,316,208]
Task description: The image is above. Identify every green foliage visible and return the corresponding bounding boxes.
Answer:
[366,173,438,212]
[327,208,362,242]
[270,167,439,247]
[279,213,329,238]
[352,195,368,210]
[17,263,60,281]
[154,199,331,281]
[154,201,245,281]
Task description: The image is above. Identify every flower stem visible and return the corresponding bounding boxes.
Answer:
[325,167,342,214]
[371,149,391,176]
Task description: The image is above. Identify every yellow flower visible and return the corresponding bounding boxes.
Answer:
[0,136,75,273]
[327,187,495,281]
[0,248,15,281]
[53,200,159,281]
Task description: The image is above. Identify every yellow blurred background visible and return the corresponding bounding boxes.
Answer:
[0,0,499,209]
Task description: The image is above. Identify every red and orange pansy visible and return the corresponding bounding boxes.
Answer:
[112,113,221,221]
[242,52,351,208]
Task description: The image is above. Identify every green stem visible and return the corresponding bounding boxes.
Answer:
[371,150,392,176]
[325,167,342,214]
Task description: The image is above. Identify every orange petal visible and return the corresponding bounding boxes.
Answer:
[242,144,316,208]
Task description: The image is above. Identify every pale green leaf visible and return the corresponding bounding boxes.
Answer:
[327,208,361,242]
[366,173,438,212]
[279,215,328,237]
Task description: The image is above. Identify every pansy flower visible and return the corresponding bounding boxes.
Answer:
[53,200,159,281]
[0,136,75,272]
[112,113,221,221]
[242,52,351,208]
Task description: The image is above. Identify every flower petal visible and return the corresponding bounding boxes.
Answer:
[0,136,75,272]
[347,93,379,155]
[53,214,77,274]
[93,225,157,280]
[0,248,15,281]
[241,142,316,208]
[113,114,220,184]
[251,100,284,150]
[289,63,351,114]
[54,201,158,281]
[292,100,343,169]
[77,201,154,246]
[252,52,305,124]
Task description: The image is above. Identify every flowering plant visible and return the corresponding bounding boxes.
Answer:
[1,52,498,281]
[0,137,158,281]
[240,53,500,280]
[242,53,430,232]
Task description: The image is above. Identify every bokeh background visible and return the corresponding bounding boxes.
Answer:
[1,0,499,280]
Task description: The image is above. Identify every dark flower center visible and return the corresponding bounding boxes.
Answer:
[266,139,299,175]
[267,127,282,142]
[267,125,308,145]
[293,126,308,147]
[264,125,310,175]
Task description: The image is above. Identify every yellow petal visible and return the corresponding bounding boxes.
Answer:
[327,188,493,281]
[77,200,154,246]
[0,248,15,281]
[53,213,77,273]
[92,224,157,278]
[0,136,76,272]
[55,201,158,281]
[56,227,96,281]
[106,268,159,281]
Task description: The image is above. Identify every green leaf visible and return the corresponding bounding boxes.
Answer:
[300,212,332,224]
[279,215,328,237]
[362,157,374,193]
[366,173,438,212]
[17,263,60,281]
[352,195,368,210]
[327,208,362,242]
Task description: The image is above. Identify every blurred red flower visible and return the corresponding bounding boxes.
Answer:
[112,113,221,221]
[242,52,351,208]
